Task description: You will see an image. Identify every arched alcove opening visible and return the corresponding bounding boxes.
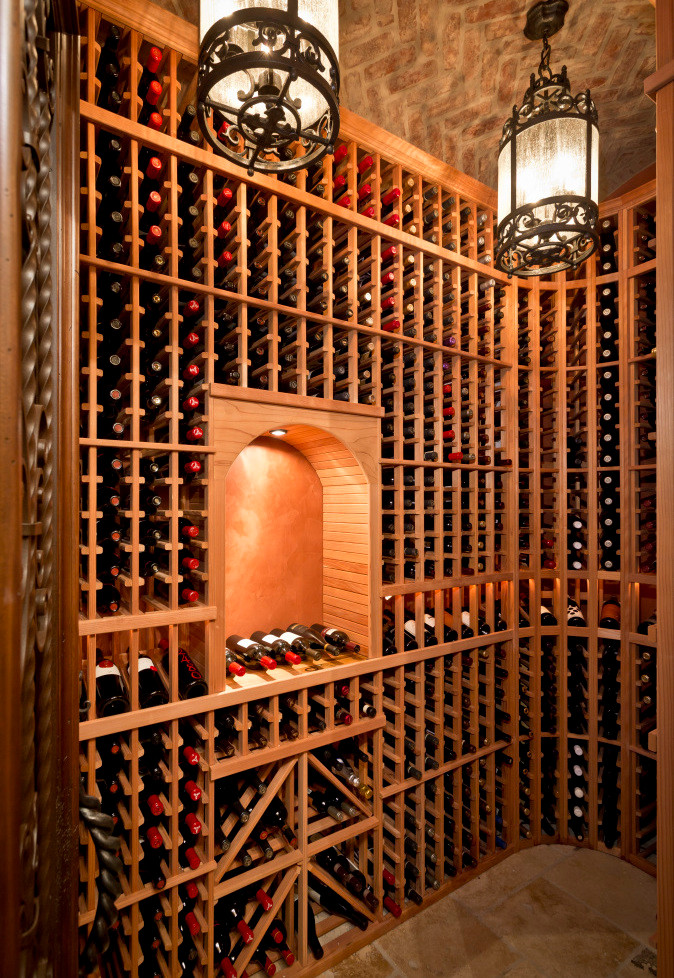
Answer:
[209,390,382,689]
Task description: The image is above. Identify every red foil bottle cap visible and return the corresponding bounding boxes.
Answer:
[182,557,200,571]
[382,319,400,333]
[146,826,162,849]
[281,949,295,965]
[381,296,395,310]
[237,921,254,944]
[184,846,200,869]
[360,205,376,219]
[182,363,200,380]
[146,225,162,246]
[184,780,202,802]
[217,187,233,207]
[228,662,246,677]
[146,46,163,72]
[182,745,199,766]
[218,250,233,267]
[184,910,200,935]
[147,794,164,816]
[217,220,232,238]
[185,881,199,900]
[182,334,200,351]
[382,186,401,205]
[186,426,204,442]
[158,637,169,650]
[384,213,400,227]
[221,960,237,978]
[358,182,371,199]
[263,957,276,976]
[146,80,162,105]
[217,120,230,139]
[381,244,398,261]
[260,656,277,670]
[342,713,353,725]
[182,524,199,537]
[284,651,301,665]
[184,460,202,475]
[256,889,273,910]
[358,154,373,173]
[155,876,166,890]
[383,868,396,887]
[333,173,346,190]
[146,190,161,212]
[146,156,162,179]
[148,111,163,131]
[336,194,351,208]
[182,394,200,410]
[333,144,348,163]
[183,299,200,317]
[270,927,283,945]
[383,895,402,917]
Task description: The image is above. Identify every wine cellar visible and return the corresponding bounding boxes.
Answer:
[1,0,672,975]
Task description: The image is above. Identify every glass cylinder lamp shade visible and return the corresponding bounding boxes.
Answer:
[495,59,599,277]
[198,0,340,174]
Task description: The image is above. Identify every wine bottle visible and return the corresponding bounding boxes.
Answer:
[138,655,169,708]
[250,630,302,666]
[158,642,208,697]
[226,635,277,670]
[95,650,130,716]
[309,622,361,654]
[269,628,322,661]
[295,897,323,960]
[307,873,368,931]
[260,919,295,967]
[286,622,341,655]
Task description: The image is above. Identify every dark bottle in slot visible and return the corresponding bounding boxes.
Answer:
[95,650,130,716]
[138,654,169,707]
[159,640,208,697]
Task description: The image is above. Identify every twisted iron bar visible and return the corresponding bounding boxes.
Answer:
[78,784,123,977]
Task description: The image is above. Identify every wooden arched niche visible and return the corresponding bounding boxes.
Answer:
[209,390,382,688]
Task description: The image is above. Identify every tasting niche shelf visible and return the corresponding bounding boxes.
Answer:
[209,389,384,692]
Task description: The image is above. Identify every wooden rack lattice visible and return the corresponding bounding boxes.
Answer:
[76,2,657,976]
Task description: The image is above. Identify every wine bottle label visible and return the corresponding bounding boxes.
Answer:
[138,657,158,672]
[262,633,279,644]
[279,631,300,644]
[324,628,338,638]
[237,638,255,648]
[461,611,471,625]
[424,614,436,628]
[404,621,416,637]
[96,661,121,678]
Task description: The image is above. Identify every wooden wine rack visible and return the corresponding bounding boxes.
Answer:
[74,0,659,975]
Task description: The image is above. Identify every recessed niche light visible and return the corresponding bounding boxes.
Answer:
[270,428,288,437]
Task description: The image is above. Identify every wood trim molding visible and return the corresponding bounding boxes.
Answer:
[0,0,24,974]
[52,29,81,978]
[655,0,674,969]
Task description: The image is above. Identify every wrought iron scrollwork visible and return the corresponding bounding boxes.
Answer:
[197,6,340,174]
[78,784,123,977]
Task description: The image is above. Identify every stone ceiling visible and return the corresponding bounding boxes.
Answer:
[161,0,656,198]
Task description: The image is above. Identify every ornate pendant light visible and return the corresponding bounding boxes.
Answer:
[197,0,340,175]
[495,0,599,277]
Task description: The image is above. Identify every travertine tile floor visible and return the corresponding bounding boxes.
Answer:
[320,846,657,978]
